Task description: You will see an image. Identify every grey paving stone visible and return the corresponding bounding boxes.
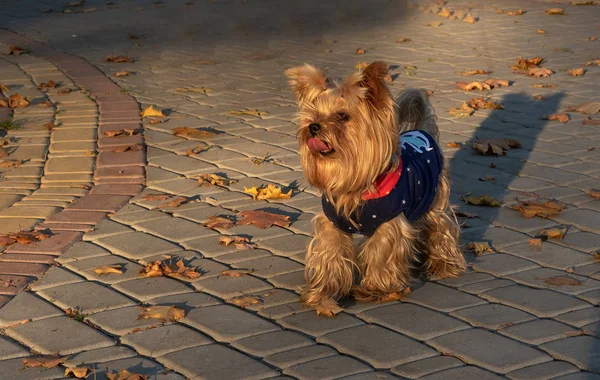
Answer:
[480,285,591,318]
[391,355,464,379]
[89,356,173,380]
[174,204,237,224]
[555,308,600,328]
[0,292,63,327]
[65,254,144,284]
[502,242,596,270]
[460,279,516,294]
[258,234,311,257]
[578,289,600,305]
[461,227,530,249]
[559,232,600,253]
[181,235,242,258]
[38,282,135,314]
[6,316,114,355]
[29,267,84,291]
[427,328,552,374]
[269,270,305,292]
[95,232,182,260]
[437,272,496,288]
[279,310,364,338]
[231,330,314,357]
[553,373,600,380]
[582,323,599,338]
[343,372,400,380]
[218,248,273,264]
[112,277,192,302]
[540,336,600,373]
[121,324,212,357]
[506,268,600,295]
[264,344,338,369]
[285,355,373,380]
[318,324,437,369]
[57,241,111,264]
[82,219,135,241]
[110,209,171,225]
[471,253,540,276]
[235,256,304,278]
[359,303,470,341]
[86,306,173,336]
[64,346,138,367]
[192,273,272,298]
[183,304,279,342]
[403,283,487,312]
[159,343,279,380]
[420,366,505,380]
[554,209,600,234]
[499,319,581,345]
[0,335,28,361]
[0,357,65,380]
[450,304,536,330]
[134,216,218,242]
[225,224,294,242]
[259,301,312,320]
[506,361,580,380]
[147,291,221,309]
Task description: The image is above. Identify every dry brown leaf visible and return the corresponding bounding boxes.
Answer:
[546,113,570,123]
[220,269,252,277]
[505,9,525,16]
[185,145,212,156]
[583,117,600,125]
[111,144,143,153]
[568,68,586,77]
[479,175,496,182]
[106,369,148,380]
[427,21,443,28]
[474,138,521,154]
[585,59,600,66]
[229,109,268,118]
[379,288,411,302]
[64,367,89,378]
[104,128,138,137]
[115,71,131,77]
[105,54,133,63]
[472,143,503,156]
[566,102,600,114]
[542,276,582,286]
[244,184,292,200]
[537,29,546,34]
[448,103,474,117]
[197,173,237,187]
[528,67,553,78]
[437,6,452,17]
[356,48,365,54]
[512,199,566,218]
[463,12,477,24]
[588,188,600,199]
[93,265,123,275]
[512,56,544,71]
[528,238,543,249]
[0,83,9,93]
[172,127,217,139]
[538,227,567,240]
[0,160,23,168]
[157,196,188,209]
[140,194,171,201]
[218,236,257,250]
[141,105,165,118]
[237,210,292,229]
[228,296,263,308]
[466,97,503,110]
[138,305,184,322]
[174,87,213,95]
[456,69,492,76]
[39,80,57,89]
[205,215,236,229]
[545,7,565,15]
[456,81,487,91]
[462,194,501,207]
[447,142,462,148]
[316,297,343,317]
[589,36,598,41]
[455,211,479,219]
[465,241,493,256]
[23,355,66,368]
[532,83,556,88]
[0,93,30,109]
[5,46,27,56]
[396,38,412,43]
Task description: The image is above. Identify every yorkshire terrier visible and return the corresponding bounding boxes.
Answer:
[285,61,466,308]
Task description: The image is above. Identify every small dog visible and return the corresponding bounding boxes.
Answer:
[285,61,466,308]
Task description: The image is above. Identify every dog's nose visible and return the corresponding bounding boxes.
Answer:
[308,123,321,136]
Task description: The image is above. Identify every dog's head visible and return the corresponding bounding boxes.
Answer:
[285,62,399,210]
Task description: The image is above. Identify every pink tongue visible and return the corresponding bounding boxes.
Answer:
[308,138,330,152]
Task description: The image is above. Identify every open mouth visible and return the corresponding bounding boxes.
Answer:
[308,138,333,155]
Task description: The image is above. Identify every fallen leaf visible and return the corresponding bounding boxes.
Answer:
[39,80,58,89]
[111,144,143,153]
[455,211,479,218]
[172,127,217,139]
[588,189,600,199]
[473,138,521,155]
[542,276,582,286]
[44,122,59,131]
[466,97,503,110]
[462,194,501,207]
[220,269,252,277]
[316,297,343,317]
[538,227,567,240]
[23,355,66,368]
[465,241,493,256]
[228,296,262,308]
[546,113,570,123]
[566,102,600,114]
[105,54,133,63]
[538,29,546,34]
[585,59,600,66]
[479,175,496,182]
[106,369,148,380]
[396,38,412,43]
[93,265,123,275]
[456,81,488,91]
[528,238,543,248]
[141,105,165,118]
[157,196,188,209]
[115,71,131,77]
[356,48,365,54]
[0,160,23,168]
[438,6,452,17]
[568,68,586,76]
[583,117,600,125]
[37,100,54,107]
[205,215,236,229]
[137,305,184,322]
[512,56,544,71]
[463,12,477,23]
[379,288,411,302]
[427,21,443,27]
[528,67,553,78]
[174,87,213,95]
[197,173,237,187]
[0,83,9,93]
[511,199,566,218]
[244,184,292,200]
[229,109,268,118]
[589,36,598,41]
[532,83,556,88]
[237,210,292,229]
[545,7,565,15]
[218,236,257,250]
[446,142,462,148]
[140,194,171,201]
[505,9,525,16]
[0,93,30,109]
[456,69,492,76]
[186,145,212,156]
[104,129,138,137]
[448,103,474,117]
[5,46,27,56]
[64,367,89,378]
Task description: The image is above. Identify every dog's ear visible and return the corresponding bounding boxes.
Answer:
[285,64,327,103]
[360,61,392,109]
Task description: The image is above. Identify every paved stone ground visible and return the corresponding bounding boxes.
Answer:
[0,0,599,379]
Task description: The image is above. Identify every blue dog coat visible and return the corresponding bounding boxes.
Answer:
[322,130,443,237]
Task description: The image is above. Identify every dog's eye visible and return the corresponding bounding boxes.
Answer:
[337,112,351,122]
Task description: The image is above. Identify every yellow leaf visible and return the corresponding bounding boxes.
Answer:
[315,297,343,318]
[568,68,585,76]
[427,21,443,27]
[115,71,130,77]
[93,265,123,275]
[447,142,462,148]
[589,188,600,200]
[64,367,89,378]
[228,296,263,308]
[511,200,566,218]
[462,194,502,207]
[23,355,66,368]
[546,113,570,123]
[244,184,292,200]
[355,61,368,70]
[137,305,185,322]
[229,109,268,118]
[463,12,477,24]
[465,241,493,256]
[528,238,543,249]
[438,7,452,17]
[379,288,411,302]
[141,105,165,118]
[545,7,565,15]
[538,227,567,240]
[356,48,365,54]
[538,29,546,34]
[456,69,491,76]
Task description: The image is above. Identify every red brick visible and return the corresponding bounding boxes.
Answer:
[0,254,56,264]
[0,275,33,295]
[95,178,145,185]
[45,210,107,224]
[97,150,145,167]
[98,123,142,135]
[67,194,131,212]
[0,263,48,277]
[89,184,141,196]
[99,102,139,112]
[35,223,95,232]
[5,231,83,255]
[95,166,145,179]
[97,135,144,149]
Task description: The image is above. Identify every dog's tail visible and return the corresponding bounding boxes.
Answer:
[395,89,439,142]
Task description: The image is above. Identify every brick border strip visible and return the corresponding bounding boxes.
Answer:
[0,29,146,303]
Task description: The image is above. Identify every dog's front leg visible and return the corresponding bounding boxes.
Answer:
[301,214,356,308]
